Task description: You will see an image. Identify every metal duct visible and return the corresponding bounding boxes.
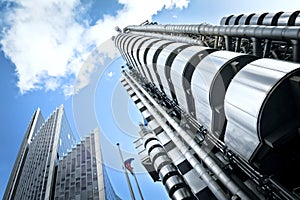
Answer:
[191,51,257,137]
[146,40,174,90]
[224,58,300,164]
[123,24,300,62]
[124,73,229,200]
[124,71,249,199]
[130,31,203,45]
[221,11,300,26]
[143,129,196,200]
[125,24,300,41]
[170,46,211,115]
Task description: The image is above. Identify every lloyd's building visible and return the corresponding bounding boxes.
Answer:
[115,10,300,200]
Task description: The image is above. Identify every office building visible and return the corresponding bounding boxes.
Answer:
[116,10,300,200]
[3,108,45,200]
[4,106,120,200]
[54,128,121,200]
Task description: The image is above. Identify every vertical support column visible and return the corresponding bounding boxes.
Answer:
[292,40,300,62]
[214,36,219,49]
[235,38,241,52]
[225,36,233,51]
[263,39,272,58]
[252,37,263,57]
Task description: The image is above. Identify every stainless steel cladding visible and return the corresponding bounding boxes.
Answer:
[224,59,300,165]
[116,11,300,199]
[220,11,300,26]
[170,46,211,115]
[124,22,300,62]
[191,51,257,137]
[146,40,174,90]
[144,131,196,200]
[156,43,191,101]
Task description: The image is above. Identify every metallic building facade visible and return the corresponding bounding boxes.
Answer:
[4,107,120,200]
[116,10,300,200]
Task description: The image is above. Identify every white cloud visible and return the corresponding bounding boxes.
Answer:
[0,0,190,96]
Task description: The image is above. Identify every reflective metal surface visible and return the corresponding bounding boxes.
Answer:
[123,34,139,68]
[146,40,173,89]
[191,51,245,131]
[131,35,151,77]
[262,12,283,25]
[124,72,246,199]
[138,38,161,82]
[156,43,190,99]
[277,12,293,25]
[159,164,178,180]
[156,132,171,145]
[128,35,147,73]
[165,175,185,193]
[149,146,165,161]
[171,46,209,113]
[172,188,193,200]
[153,154,171,171]
[224,58,300,161]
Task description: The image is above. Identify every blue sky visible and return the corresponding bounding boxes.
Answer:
[1,0,299,199]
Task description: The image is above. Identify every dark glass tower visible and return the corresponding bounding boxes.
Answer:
[4,106,120,200]
[4,105,77,199]
[116,10,300,200]
[3,108,45,200]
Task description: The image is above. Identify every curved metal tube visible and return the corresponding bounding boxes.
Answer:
[124,73,229,200]
[124,71,250,199]
[125,24,300,41]
[130,31,203,45]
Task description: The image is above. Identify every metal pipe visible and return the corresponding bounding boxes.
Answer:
[225,36,233,51]
[252,37,263,57]
[214,36,219,49]
[124,73,229,200]
[125,71,251,199]
[130,31,204,45]
[263,39,272,57]
[235,38,241,52]
[125,24,300,41]
[143,129,196,200]
[292,40,300,62]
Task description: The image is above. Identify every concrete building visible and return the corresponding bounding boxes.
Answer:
[116,10,300,200]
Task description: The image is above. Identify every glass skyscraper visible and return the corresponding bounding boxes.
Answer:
[53,128,121,200]
[4,106,120,200]
[4,108,45,200]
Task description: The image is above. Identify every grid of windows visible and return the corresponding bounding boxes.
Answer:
[4,108,45,200]
[54,130,121,200]
[4,107,120,200]
[8,105,77,199]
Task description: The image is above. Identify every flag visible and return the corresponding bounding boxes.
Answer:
[124,158,134,174]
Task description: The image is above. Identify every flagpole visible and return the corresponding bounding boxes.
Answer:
[132,171,144,200]
[117,143,136,200]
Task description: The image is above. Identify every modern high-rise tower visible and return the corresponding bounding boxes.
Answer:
[116,10,300,200]
[4,106,120,200]
[4,108,45,200]
[53,128,121,200]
